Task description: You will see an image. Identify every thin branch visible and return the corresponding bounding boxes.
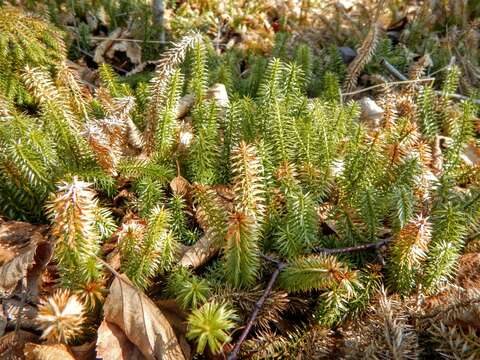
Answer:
[313,236,394,254]
[88,36,227,48]
[90,36,169,44]
[380,58,480,105]
[227,262,285,360]
[342,78,435,97]
[380,58,408,81]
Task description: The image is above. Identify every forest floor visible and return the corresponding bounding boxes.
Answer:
[1,1,480,359]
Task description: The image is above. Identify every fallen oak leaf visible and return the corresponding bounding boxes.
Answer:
[170,176,190,197]
[70,340,97,360]
[93,29,142,70]
[3,298,38,332]
[96,320,146,360]
[102,274,186,360]
[155,300,191,360]
[0,232,53,297]
[178,233,219,269]
[0,330,39,359]
[24,343,76,360]
[0,220,48,265]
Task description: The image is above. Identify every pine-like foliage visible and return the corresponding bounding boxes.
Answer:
[387,215,432,295]
[167,267,211,310]
[224,211,260,288]
[422,204,468,293]
[46,178,106,288]
[0,5,66,104]
[222,141,265,288]
[278,254,354,293]
[186,301,238,354]
[344,22,380,93]
[118,206,179,289]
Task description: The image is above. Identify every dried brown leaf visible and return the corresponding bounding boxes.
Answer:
[0,330,38,360]
[175,94,195,120]
[0,232,52,297]
[24,343,76,360]
[178,233,219,269]
[155,300,191,360]
[0,221,47,265]
[102,275,186,360]
[96,321,146,360]
[170,176,190,197]
[70,340,96,360]
[93,29,142,67]
[2,298,38,332]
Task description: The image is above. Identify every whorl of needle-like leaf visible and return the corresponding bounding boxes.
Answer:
[223,211,260,288]
[231,141,265,220]
[23,66,90,165]
[37,289,85,344]
[119,206,178,289]
[22,66,78,129]
[387,215,432,295]
[155,69,184,159]
[363,289,419,358]
[143,33,202,153]
[192,184,228,243]
[275,190,318,258]
[0,5,66,103]
[56,62,92,120]
[422,204,468,293]
[46,177,102,286]
[84,121,122,176]
[279,254,352,292]
[187,301,238,354]
[167,268,211,310]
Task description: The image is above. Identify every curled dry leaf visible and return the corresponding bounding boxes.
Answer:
[97,321,146,360]
[174,84,228,120]
[0,220,48,265]
[0,330,38,360]
[24,343,76,360]
[176,94,195,120]
[93,29,142,68]
[0,232,53,297]
[155,300,191,360]
[2,298,39,331]
[170,176,190,197]
[460,140,480,166]
[70,340,97,360]
[178,233,219,269]
[207,84,229,109]
[101,274,186,360]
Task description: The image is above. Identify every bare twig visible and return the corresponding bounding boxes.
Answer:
[342,78,435,97]
[90,36,169,44]
[380,58,480,105]
[313,236,394,254]
[227,262,285,360]
[380,58,408,81]
[226,239,394,358]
